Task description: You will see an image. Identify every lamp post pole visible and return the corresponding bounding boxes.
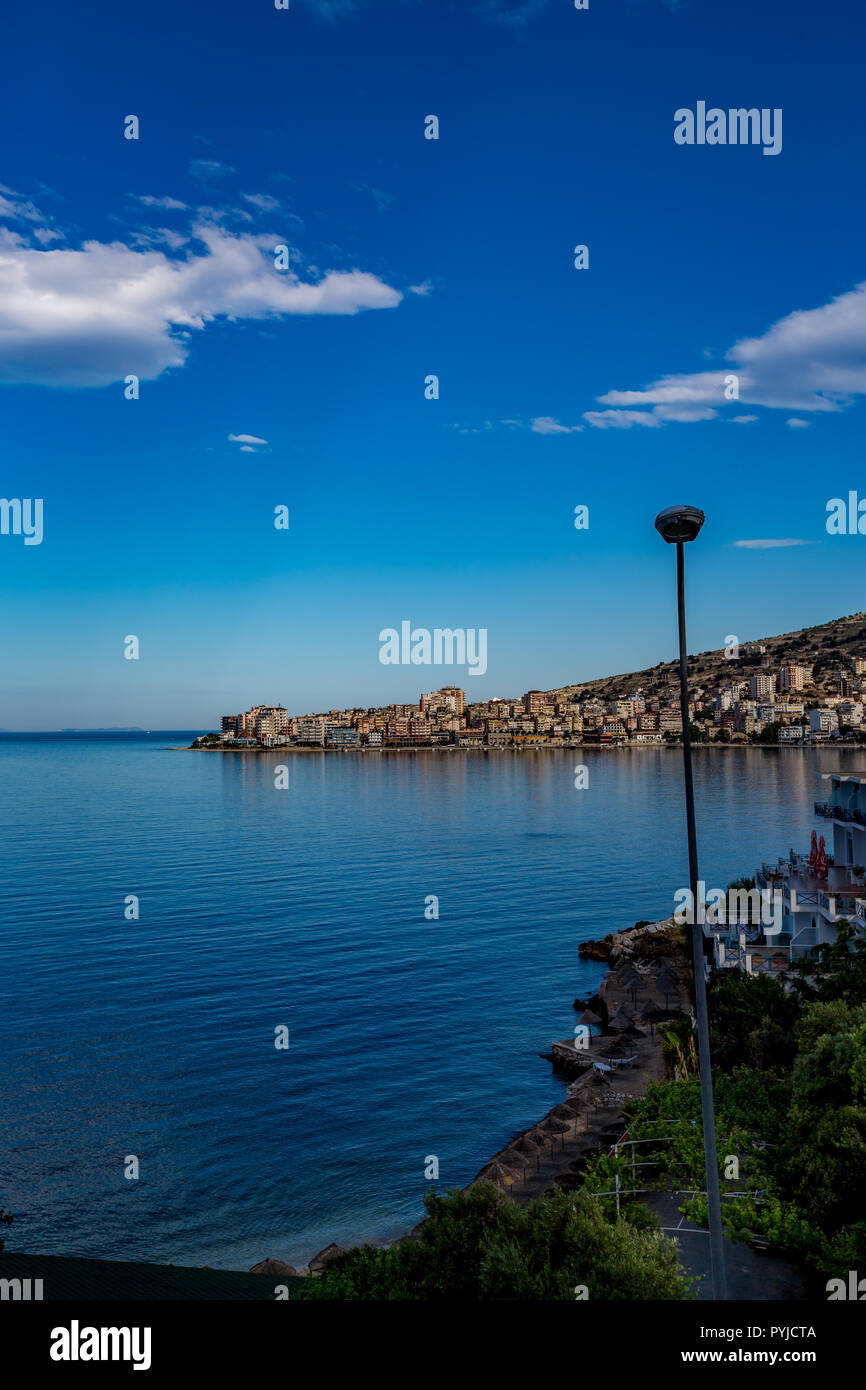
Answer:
[656,506,727,1302]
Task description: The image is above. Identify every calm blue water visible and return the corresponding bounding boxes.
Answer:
[1,735,858,1269]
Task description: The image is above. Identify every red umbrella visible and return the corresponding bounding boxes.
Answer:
[808,831,818,873]
[816,835,828,881]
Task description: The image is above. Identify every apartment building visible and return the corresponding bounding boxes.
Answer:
[254,707,289,739]
[750,672,777,700]
[295,717,326,745]
[438,687,465,715]
[326,727,360,748]
[809,709,839,734]
[778,663,812,692]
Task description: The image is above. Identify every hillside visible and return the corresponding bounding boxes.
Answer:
[546,612,866,704]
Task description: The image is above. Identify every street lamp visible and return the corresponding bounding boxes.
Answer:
[654,504,728,1301]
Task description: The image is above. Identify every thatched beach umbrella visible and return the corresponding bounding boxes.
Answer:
[512,1134,541,1155]
[616,963,644,991]
[539,1115,571,1134]
[481,1160,519,1188]
[653,960,679,989]
[249,1258,301,1277]
[308,1243,346,1275]
[606,1003,638,1031]
[577,1008,603,1029]
[652,961,680,1008]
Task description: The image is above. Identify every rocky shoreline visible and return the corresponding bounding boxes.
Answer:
[248,917,691,1275]
[470,917,691,1204]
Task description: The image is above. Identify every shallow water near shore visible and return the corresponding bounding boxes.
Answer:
[1,734,859,1269]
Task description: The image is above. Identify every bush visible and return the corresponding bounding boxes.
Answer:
[294,1183,690,1301]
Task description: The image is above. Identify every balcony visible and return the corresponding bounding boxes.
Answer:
[815,800,864,823]
[759,853,866,912]
[811,800,866,817]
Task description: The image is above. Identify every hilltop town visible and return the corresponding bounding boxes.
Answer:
[195,611,866,751]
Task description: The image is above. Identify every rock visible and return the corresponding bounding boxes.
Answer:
[249,1258,301,1277]
[308,1243,346,1275]
[578,936,614,962]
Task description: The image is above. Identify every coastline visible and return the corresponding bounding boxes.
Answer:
[174,741,815,753]
[468,918,690,1205]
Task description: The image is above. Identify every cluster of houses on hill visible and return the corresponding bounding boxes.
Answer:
[209,648,866,752]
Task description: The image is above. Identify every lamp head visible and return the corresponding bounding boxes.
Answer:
[654,504,705,544]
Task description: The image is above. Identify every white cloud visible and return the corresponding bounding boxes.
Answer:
[229,433,268,446]
[787,417,810,428]
[241,192,281,213]
[136,195,188,211]
[408,281,432,296]
[351,183,397,212]
[130,226,189,252]
[582,409,663,429]
[189,159,236,182]
[0,184,62,246]
[530,415,583,434]
[733,538,809,549]
[733,414,758,423]
[0,220,403,387]
[32,226,63,245]
[586,280,866,428]
[0,188,44,223]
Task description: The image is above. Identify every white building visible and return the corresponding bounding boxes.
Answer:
[779,725,807,743]
[809,709,839,734]
[746,773,866,966]
[295,717,326,745]
[750,672,777,700]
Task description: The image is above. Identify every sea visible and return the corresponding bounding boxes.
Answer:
[0,733,858,1270]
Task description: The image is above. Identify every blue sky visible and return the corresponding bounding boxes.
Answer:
[1,0,864,728]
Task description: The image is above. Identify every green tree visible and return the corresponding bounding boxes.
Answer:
[709,971,800,1074]
[757,721,783,744]
[295,1184,689,1301]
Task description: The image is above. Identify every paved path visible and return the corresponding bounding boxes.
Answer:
[641,1193,807,1301]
